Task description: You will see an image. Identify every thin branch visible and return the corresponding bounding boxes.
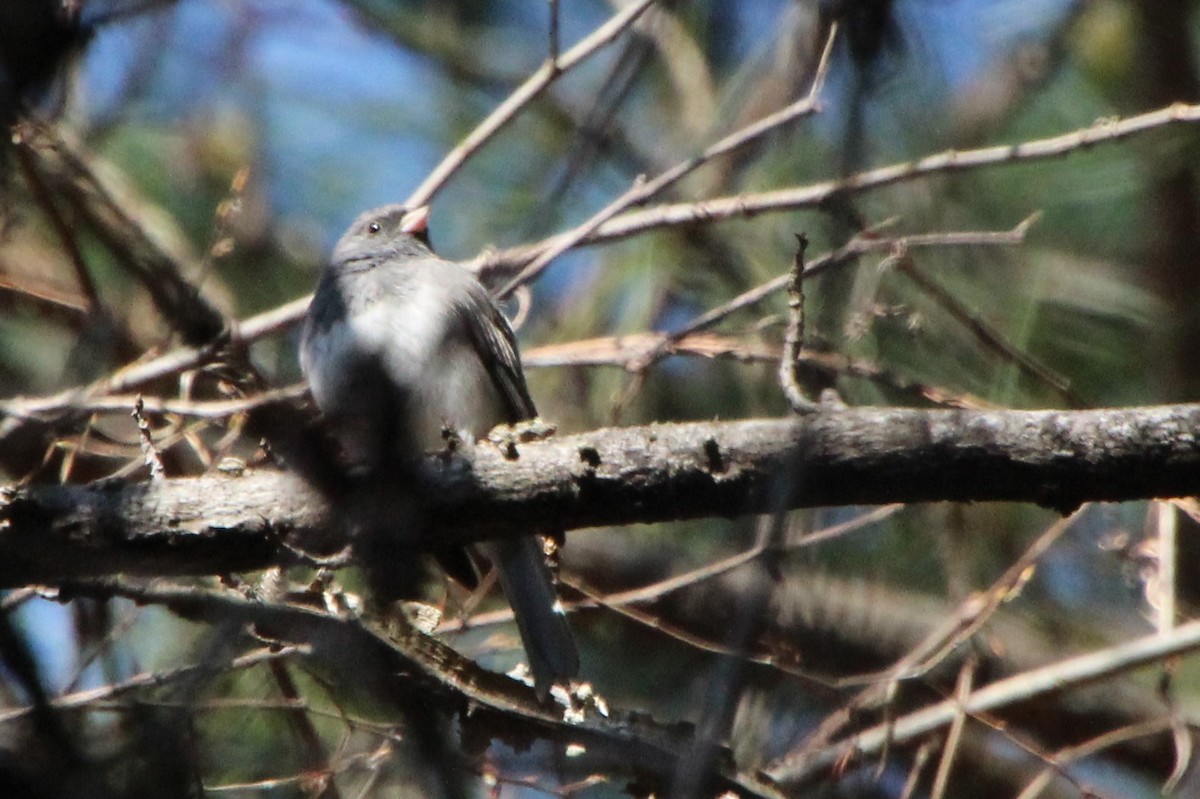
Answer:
[615,0,716,136]
[770,619,1200,785]
[493,20,839,297]
[0,266,89,319]
[267,658,344,799]
[0,105,1188,430]
[57,577,786,799]
[12,141,99,309]
[779,234,816,413]
[131,395,165,479]
[899,741,937,799]
[625,215,1037,374]
[535,32,655,222]
[593,505,899,608]
[896,255,1082,406]
[1155,500,1177,634]
[0,300,308,423]
[555,513,892,685]
[929,657,976,799]
[441,506,900,685]
[0,384,308,423]
[479,103,1200,269]
[0,644,305,724]
[403,0,657,209]
[1013,719,1175,799]
[15,121,227,345]
[771,510,1084,776]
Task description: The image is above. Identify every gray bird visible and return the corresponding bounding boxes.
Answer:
[300,204,578,699]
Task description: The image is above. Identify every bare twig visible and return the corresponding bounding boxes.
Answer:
[895,254,1082,406]
[57,577,786,799]
[850,507,1078,680]
[443,513,903,691]
[441,504,900,637]
[0,267,89,319]
[929,657,977,799]
[0,329,983,429]
[612,0,716,135]
[779,234,816,413]
[1013,719,1174,799]
[899,740,937,799]
[1,384,307,424]
[493,21,840,297]
[131,396,165,479]
[0,645,305,724]
[12,142,99,308]
[1152,499,1190,795]
[403,0,657,209]
[0,216,1029,434]
[0,298,308,421]
[15,121,227,345]
[671,511,782,798]
[770,619,1200,785]
[625,215,1037,375]
[267,659,343,799]
[479,103,1199,269]
[535,33,655,223]
[1155,500,1177,634]
[769,510,1085,775]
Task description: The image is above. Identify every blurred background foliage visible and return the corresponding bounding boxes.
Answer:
[3,0,1200,797]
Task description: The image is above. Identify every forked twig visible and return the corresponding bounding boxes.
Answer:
[479,104,1200,268]
[493,21,840,297]
[771,619,1200,785]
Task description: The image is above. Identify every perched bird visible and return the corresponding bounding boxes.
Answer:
[300,204,578,699]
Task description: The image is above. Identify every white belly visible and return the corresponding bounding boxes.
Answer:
[304,279,507,456]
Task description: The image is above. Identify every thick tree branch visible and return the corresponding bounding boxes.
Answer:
[3,403,1200,586]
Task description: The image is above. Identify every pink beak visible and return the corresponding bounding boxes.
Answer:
[401,206,430,235]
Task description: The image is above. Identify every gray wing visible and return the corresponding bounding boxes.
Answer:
[454,282,537,422]
[456,280,579,697]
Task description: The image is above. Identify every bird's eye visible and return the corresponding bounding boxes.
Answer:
[368,221,382,234]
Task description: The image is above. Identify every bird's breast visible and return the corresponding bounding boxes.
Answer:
[308,277,506,452]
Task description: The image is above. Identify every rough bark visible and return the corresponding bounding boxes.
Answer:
[4,403,1200,586]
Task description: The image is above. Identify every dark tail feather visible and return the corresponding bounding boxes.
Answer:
[481,536,579,699]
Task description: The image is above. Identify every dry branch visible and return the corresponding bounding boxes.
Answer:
[478,103,1200,273]
[4,403,1200,586]
[54,577,783,799]
[769,619,1200,785]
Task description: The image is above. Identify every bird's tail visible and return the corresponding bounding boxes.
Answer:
[480,536,579,700]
